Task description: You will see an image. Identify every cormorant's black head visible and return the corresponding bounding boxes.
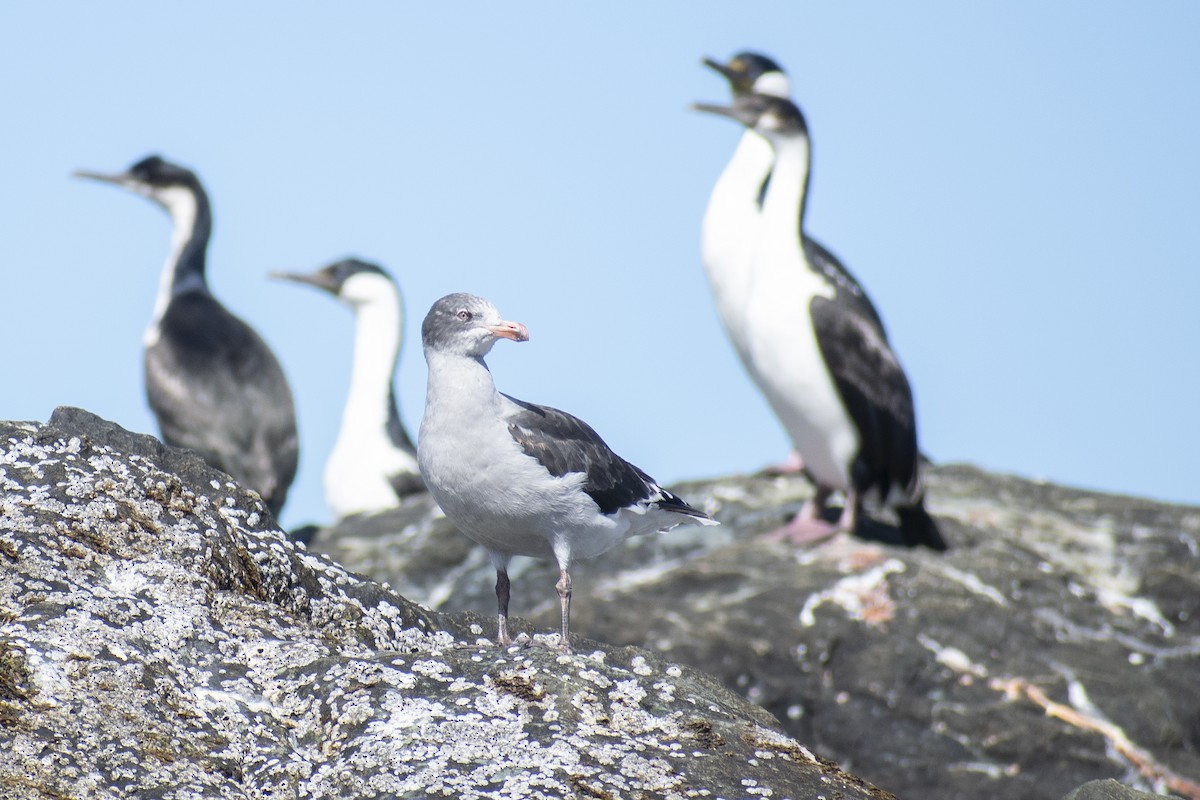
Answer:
[702,51,790,99]
[74,154,207,217]
[123,155,202,189]
[421,293,528,359]
[272,258,397,309]
[692,93,808,139]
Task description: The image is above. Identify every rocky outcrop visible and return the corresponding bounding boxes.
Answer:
[3,407,1198,800]
[311,444,1200,799]
[1065,779,1172,800]
[0,408,890,799]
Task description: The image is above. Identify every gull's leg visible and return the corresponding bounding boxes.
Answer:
[495,566,513,645]
[555,567,572,653]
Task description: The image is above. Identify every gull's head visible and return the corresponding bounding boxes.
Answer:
[422,292,529,359]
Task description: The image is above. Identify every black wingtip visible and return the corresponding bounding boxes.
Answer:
[896,503,948,551]
[654,487,716,524]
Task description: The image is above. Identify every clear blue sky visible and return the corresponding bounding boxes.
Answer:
[4,3,1198,529]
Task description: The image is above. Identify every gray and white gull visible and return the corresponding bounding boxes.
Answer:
[417,293,717,651]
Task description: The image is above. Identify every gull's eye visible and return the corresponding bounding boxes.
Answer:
[457,309,472,321]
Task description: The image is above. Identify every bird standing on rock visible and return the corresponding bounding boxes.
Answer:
[694,89,944,551]
[417,293,717,651]
[273,258,424,520]
[75,155,299,517]
[699,52,888,477]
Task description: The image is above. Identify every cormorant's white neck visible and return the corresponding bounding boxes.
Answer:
[753,72,791,100]
[148,186,211,338]
[700,126,777,360]
[340,286,403,440]
[759,132,812,240]
[723,128,775,200]
[323,277,423,517]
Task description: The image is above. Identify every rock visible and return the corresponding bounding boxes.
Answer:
[0,408,889,799]
[310,452,1200,799]
[1062,778,1167,800]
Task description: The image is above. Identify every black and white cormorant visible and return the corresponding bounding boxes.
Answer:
[699,51,887,369]
[273,258,424,519]
[694,94,945,551]
[75,155,299,517]
[417,293,717,651]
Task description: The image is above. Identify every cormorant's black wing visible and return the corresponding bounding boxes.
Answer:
[805,236,889,339]
[146,290,299,515]
[809,294,918,500]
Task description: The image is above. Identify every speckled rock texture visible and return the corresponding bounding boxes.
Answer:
[0,408,889,800]
[1063,778,1169,800]
[311,447,1200,799]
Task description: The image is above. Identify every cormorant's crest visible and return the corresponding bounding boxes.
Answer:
[729,52,785,82]
[753,94,807,136]
[324,258,391,288]
[694,93,808,138]
[704,51,789,97]
[127,155,201,189]
[273,257,396,302]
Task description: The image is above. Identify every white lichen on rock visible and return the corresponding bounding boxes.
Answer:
[0,410,866,800]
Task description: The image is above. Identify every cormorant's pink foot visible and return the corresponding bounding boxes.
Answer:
[763,513,841,545]
[763,490,858,546]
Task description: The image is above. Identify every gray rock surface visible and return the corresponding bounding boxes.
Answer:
[311,446,1200,799]
[1063,778,1169,800]
[0,408,890,800]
